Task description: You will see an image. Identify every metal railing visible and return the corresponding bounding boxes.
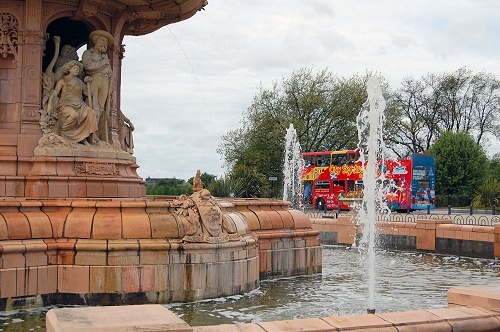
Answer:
[305,206,500,226]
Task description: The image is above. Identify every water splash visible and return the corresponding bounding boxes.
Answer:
[356,77,391,313]
[283,124,303,209]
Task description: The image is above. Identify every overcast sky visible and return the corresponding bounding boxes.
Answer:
[120,0,500,181]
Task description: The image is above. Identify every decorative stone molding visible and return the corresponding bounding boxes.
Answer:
[78,0,106,17]
[22,106,41,122]
[0,13,19,62]
[20,29,45,46]
[76,161,120,176]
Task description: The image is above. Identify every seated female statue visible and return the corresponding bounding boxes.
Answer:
[48,60,97,145]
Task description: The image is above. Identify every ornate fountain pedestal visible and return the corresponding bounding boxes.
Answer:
[0,0,322,309]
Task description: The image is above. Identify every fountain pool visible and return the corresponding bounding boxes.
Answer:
[4,246,498,330]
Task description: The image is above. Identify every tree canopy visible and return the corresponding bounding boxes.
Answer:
[387,67,500,158]
[427,131,488,196]
[218,68,390,196]
[218,66,499,199]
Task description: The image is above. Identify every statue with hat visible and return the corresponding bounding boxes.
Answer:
[82,30,114,143]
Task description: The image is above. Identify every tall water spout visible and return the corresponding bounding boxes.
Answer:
[356,77,391,314]
[283,124,303,209]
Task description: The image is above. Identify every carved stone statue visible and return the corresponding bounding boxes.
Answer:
[171,189,238,243]
[120,111,134,153]
[41,36,82,135]
[192,169,204,192]
[47,60,97,145]
[82,30,114,143]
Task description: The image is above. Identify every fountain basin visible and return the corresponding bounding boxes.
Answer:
[0,197,321,308]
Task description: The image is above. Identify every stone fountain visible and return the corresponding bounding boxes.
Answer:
[0,0,321,309]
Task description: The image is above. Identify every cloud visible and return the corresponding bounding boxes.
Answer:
[120,0,500,180]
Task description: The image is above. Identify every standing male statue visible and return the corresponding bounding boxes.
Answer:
[82,30,114,143]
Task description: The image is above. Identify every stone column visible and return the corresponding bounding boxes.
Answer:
[18,0,44,157]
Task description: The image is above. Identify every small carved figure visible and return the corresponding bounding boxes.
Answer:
[82,30,114,143]
[120,111,134,153]
[192,169,204,192]
[47,60,97,145]
[55,44,79,72]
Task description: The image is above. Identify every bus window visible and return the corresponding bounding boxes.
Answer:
[331,154,347,166]
[315,181,330,189]
[303,156,314,167]
[348,180,355,192]
[332,180,345,192]
[347,152,356,165]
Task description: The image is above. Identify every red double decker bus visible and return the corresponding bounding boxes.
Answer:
[301,150,435,212]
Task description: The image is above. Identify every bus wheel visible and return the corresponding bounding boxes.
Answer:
[317,198,326,211]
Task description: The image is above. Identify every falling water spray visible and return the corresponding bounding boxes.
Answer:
[283,124,303,209]
[356,77,391,314]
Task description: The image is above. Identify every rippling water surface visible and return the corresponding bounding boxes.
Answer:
[166,246,499,325]
[2,246,499,330]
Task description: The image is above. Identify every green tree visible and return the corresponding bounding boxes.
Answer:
[207,165,268,198]
[472,178,500,208]
[390,68,500,157]
[218,67,391,197]
[488,153,500,180]
[145,178,192,196]
[427,131,488,196]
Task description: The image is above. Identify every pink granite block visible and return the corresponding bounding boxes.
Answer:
[107,240,139,265]
[257,317,334,331]
[322,313,395,331]
[37,265,58,295]
[122,207,151,238]
[377,310,450,332]
[2,211,31,239]
[0,268,17,298]
[42,204,71,238]
[74,239,108,266]
[194,324,266,332]
[154,265,168,292]
[23,239,48,267]
[141,265,154,292]
[86,180,104,198]
[122,266,141,293]
[102,179,118,197]
[68,180,86,198]
[1,240,27,268]
[18,266,38,296]
[92,205,121,239]
[249,206,272,230]
[58,265,90,293]
[64,202,96,239]
[89,266,122,293]
[429,306,500,332]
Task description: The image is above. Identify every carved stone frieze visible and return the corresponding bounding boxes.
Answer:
[26,0,41,28]
[78,0,107,17]
[20,29,45,46]
[76,161,120,176]
[0,13,19,62]
[22,106,40,122]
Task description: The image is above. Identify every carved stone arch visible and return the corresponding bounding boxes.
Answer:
[42,17,93,72]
